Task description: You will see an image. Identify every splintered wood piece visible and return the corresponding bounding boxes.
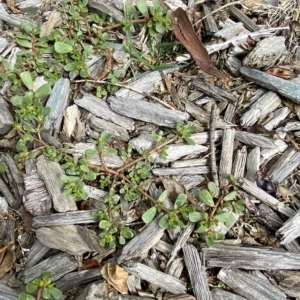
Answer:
[107,96,189,128]
[117,214,165,264]
[74,93,135,130]
[243,37,286,68]
[171,8,227,81]
[237,177,295,217]
[23,171,52,216]
[0,96,13,134]
[264,107,291,130]
[202,5,218,35]
[25,240,50,269]
[234,131,277,148]
[152,166,210,176]
[0,37,9,53]
[260,139,288,165]
[217,268,286,300]
[268,148,300,184]
[167,223,195,267]
[204,245,300,270]
[55,268,102,291]
[214,22,245,40]
[211,288,247,300]
[240,92,281,127]
[183,243,213,300]
[89,115,130,141]
[265,270,300,298]
[0,177,20,209]
[245,147,260,182]
[32,210,98,227]
[277,210,300,245]
[172,158,208,168]
[37,155,77,212]
[88,0,123,22]
[228,6,260,32]
[122,261,186,295]
[0,283,18,300]
[240,67,300,104]
[35,225,93,255]
[191,131,223,144]
[232,146,247,180]
[219,128,235,186]
[151,144,208,164]
[0,4,37,27]
[67,143,124,168]
[24,252,77,283]
[44,78,70,131]
[192,80,237,103]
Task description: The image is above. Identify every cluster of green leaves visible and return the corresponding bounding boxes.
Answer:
[8,71,52,161]
[18,271,62,300]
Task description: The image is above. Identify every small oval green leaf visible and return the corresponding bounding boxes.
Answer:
[142,207,157,224]
[99,220,111,229]
[223,191,237,201]
[158,214,169,229]
[199,189,214,207]
[54,41,73,54]
[208,182,218,197]
[174,194,187,209]
[189,211,205,222]
[20,71,33,91]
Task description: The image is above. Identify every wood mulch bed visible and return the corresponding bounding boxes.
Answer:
[0,0,300,299]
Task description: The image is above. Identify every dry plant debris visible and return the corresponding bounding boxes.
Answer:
[0,0,299,299]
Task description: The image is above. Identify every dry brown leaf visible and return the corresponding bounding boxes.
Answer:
[266,67,291,79]
[0,241,16,278]
[6,0,21,14]
[101,263,128,294]
[40,12,62,37]
[171,8,227,82]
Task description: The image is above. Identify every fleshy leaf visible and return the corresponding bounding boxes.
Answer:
[189,211,205,222]
[208,182,218,197]
[199,189,214,207]
[158,214,169,229]
[142,207,157,224]
[174,194,187,209]
[223,191,237,201]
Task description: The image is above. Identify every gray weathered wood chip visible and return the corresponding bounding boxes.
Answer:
[0,283,18,300]
[107,96,189,128]
[24,252,77,283]
[44,78,70,131]
[240,67,300,104]
[211,288,247,300]
[25,240,50,269]
[204,244,300,270]
[75,92,135,130]
[152,166,210,176]
[117,214,165,264]
[0,96,13,134]
[217,268,286,300]
[235,131,278,148]
[122,261,186,295]
[237,177,295,217]
[277,210,300,245]
[37,155,77,212]
[183,243,213,300]
[32,210,98,227]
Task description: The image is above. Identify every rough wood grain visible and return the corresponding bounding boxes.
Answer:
[277,210,300,245]
[32,210,98,227]
[232,146,247,180]
[183,243,213,300]
[243,36,286,68]
[36,155,77,212]
[117,214,165,264]
[268,148,300,184]
[240,67,300,104]
[55,268,102,291]
[74,92,135,130]
[152,166,210,176]
[107,96,189,128]
[245,146,260,182]
[202,4,218,35]
[235,131,277,148]
[217,268,286,300]
[25,240,50,269]
[214,22,245,40]
[89,114,130,141]
[0,284,18,300]
[219,128,235,186]
[228,6,260,32]
[122,261,186,295]
[0,96,13,134]
[24,252,78,283]
[264,107,291,131]
[240,92,281,127]
[204,244,300,270]
[44,78,70,131]
[211,288,247,300]
[237,177,295,217]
